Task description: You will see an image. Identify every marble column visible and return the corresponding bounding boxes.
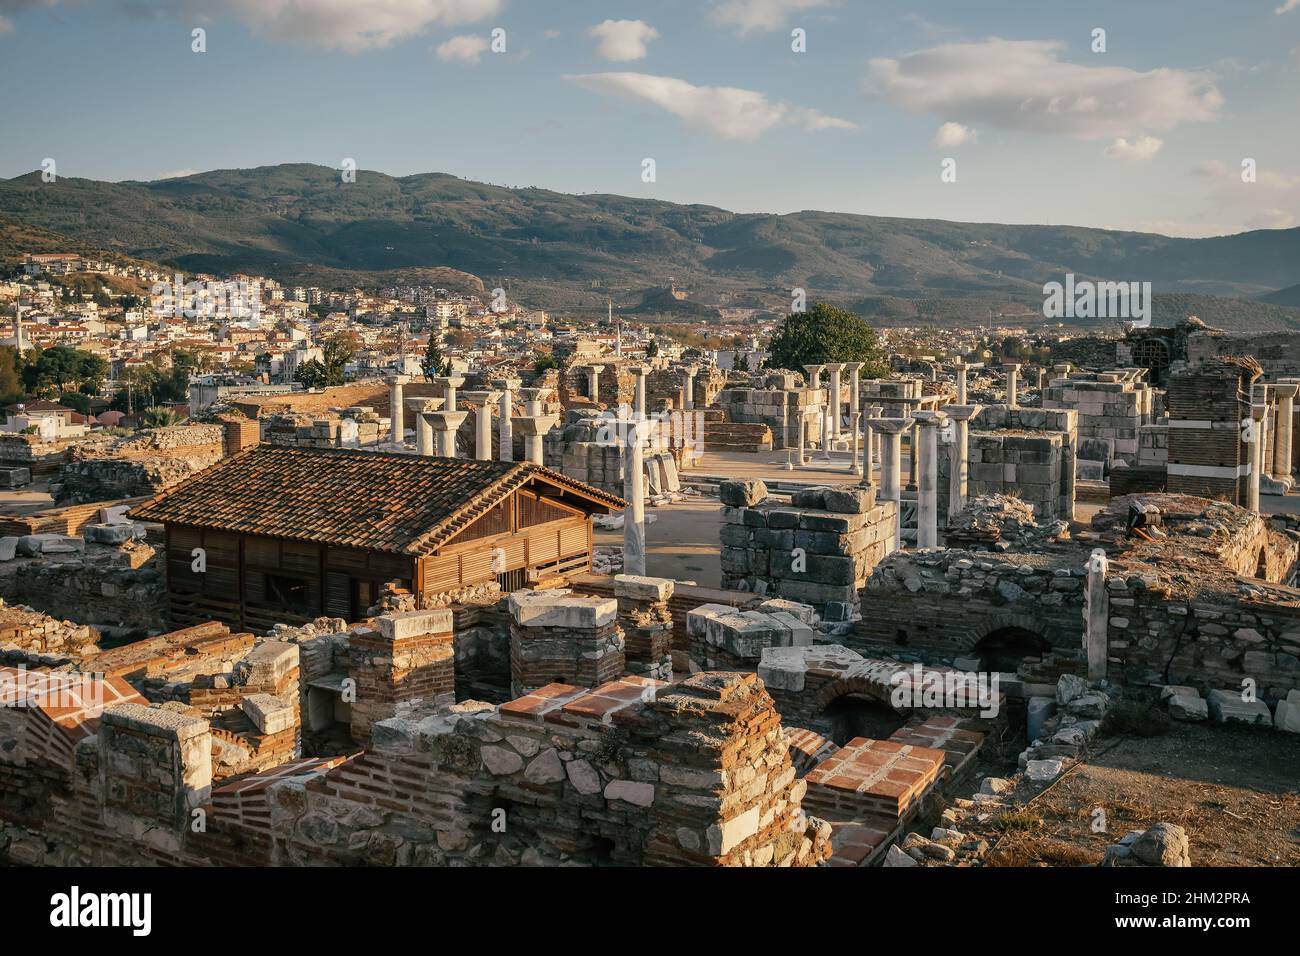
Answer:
[803,364,824,457]
[682,364,699,410]
[491,377,519,461]
[796,411,808,466]
[1271,383,1297,485]
[1084,549,1110,682]
[867,404,883,466]
[944,404,982,518]
[1003,363,1021,407]
[435,374,465,413]
[520,386,548,417]
[622,418,651,576]
[429,410,468,458]
[587,365,604,403]
[512,413,557,466]
[849,412,862,476]
[913,410,947,549]
[874,417,910,554]
[1248,395,1267,512]
[628,365,649,418]
[825,363,845,446]
[952,361,969,405]
[386,374,409,447]
[462,391,501,461]
[846,362,864,426]
[408,398,443,456]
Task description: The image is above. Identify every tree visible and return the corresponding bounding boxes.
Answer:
[140,405,179,428]
[20,346,107,396]
[646,338,659,358]
[423,338,448,380]
[533,353,557,374]
[293,358,329,390]
[735,352,750,372]
[320,332,357,386]
[0,347,23,404]
[764,302,888,377]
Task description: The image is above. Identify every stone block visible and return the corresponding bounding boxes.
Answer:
[509,589,617,629]
[614,573,674,603]
[1274,690,1300,734]
[378,609,453,640]
[720,479,768,508]
[1206,689,1272,727]
[241,693,297,734]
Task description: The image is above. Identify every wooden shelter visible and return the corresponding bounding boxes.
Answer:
[130,446,625,631]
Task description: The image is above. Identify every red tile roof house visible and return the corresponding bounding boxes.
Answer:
[131,445,625,632]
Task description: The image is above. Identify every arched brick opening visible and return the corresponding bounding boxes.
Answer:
[968,614,1054,670]
[811,674,908,746]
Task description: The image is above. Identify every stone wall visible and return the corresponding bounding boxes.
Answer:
[855,549,1087,663]
[718,480,896,614]
[0,669,832,867]
[2,544,165,634]
[713,373,825,450]
[938,405,1076,523]
[1165,359,1256,504]
[1042,371,1152,467]
[348,609,455,742]
[508,589,624,697]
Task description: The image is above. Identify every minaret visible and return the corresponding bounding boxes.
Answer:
[13,302,24,354]
[612,299,622,358]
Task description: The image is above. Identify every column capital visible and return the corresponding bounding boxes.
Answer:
[1271,383,1298,400]
[587,364,606,375]
[405,397,444,414]
[1001,362,1022,372]
[824,362,846,373]
[912,409,948,427]
[433,375,466,389]
[843,361,865,374]
[511,414,558,436]
[489,376,521,391]
[460,390,502,407]
[627,365,649,377]
[426,410,468,430]
[871,416,912,434]
[385,374,411,386]
[802,364,825,386]
[520,386,552,403]
[943,403,982,422]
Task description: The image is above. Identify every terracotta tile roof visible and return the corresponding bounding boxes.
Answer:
[129,445,624,555]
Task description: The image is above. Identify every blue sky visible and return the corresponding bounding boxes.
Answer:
[1,0,1297,237]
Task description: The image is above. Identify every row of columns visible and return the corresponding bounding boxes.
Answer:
[388,373,558,466]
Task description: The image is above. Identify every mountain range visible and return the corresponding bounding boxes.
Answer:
[1,163,1298,328]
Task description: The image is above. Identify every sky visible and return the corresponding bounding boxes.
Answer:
[0,0,1297,238]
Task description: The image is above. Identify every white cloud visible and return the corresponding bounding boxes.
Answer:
[1190,159,1300,232]
[865,38,1223,140]
[157,168,199,180]
[931,121,976,147]
[1277,0,1299,14]
[565,71,854,141]
[152,0,504,53]
[589,19,659,61]
[1104,135,1163,161]
[709,0,832,36]
[436,33,488,63]
[1244,208,1295,229]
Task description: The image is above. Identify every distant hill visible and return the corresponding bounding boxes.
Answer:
[1258,283,1300,308]
[2,163,1298,322]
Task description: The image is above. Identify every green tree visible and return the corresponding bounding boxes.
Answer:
[140,405,179,428]
[294,358,329,390]
[320,332,357,386]
[20,346,108,395]
[646,338,659,358]
[423,338,448,380]
[735,352,750,372]
[764,302,888,377]
[0,347,23,404]
[58,392,91,415]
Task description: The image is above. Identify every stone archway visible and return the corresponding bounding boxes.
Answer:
[969,615,1053,672]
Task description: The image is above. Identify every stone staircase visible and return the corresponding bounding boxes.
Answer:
[700,408,773,453]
